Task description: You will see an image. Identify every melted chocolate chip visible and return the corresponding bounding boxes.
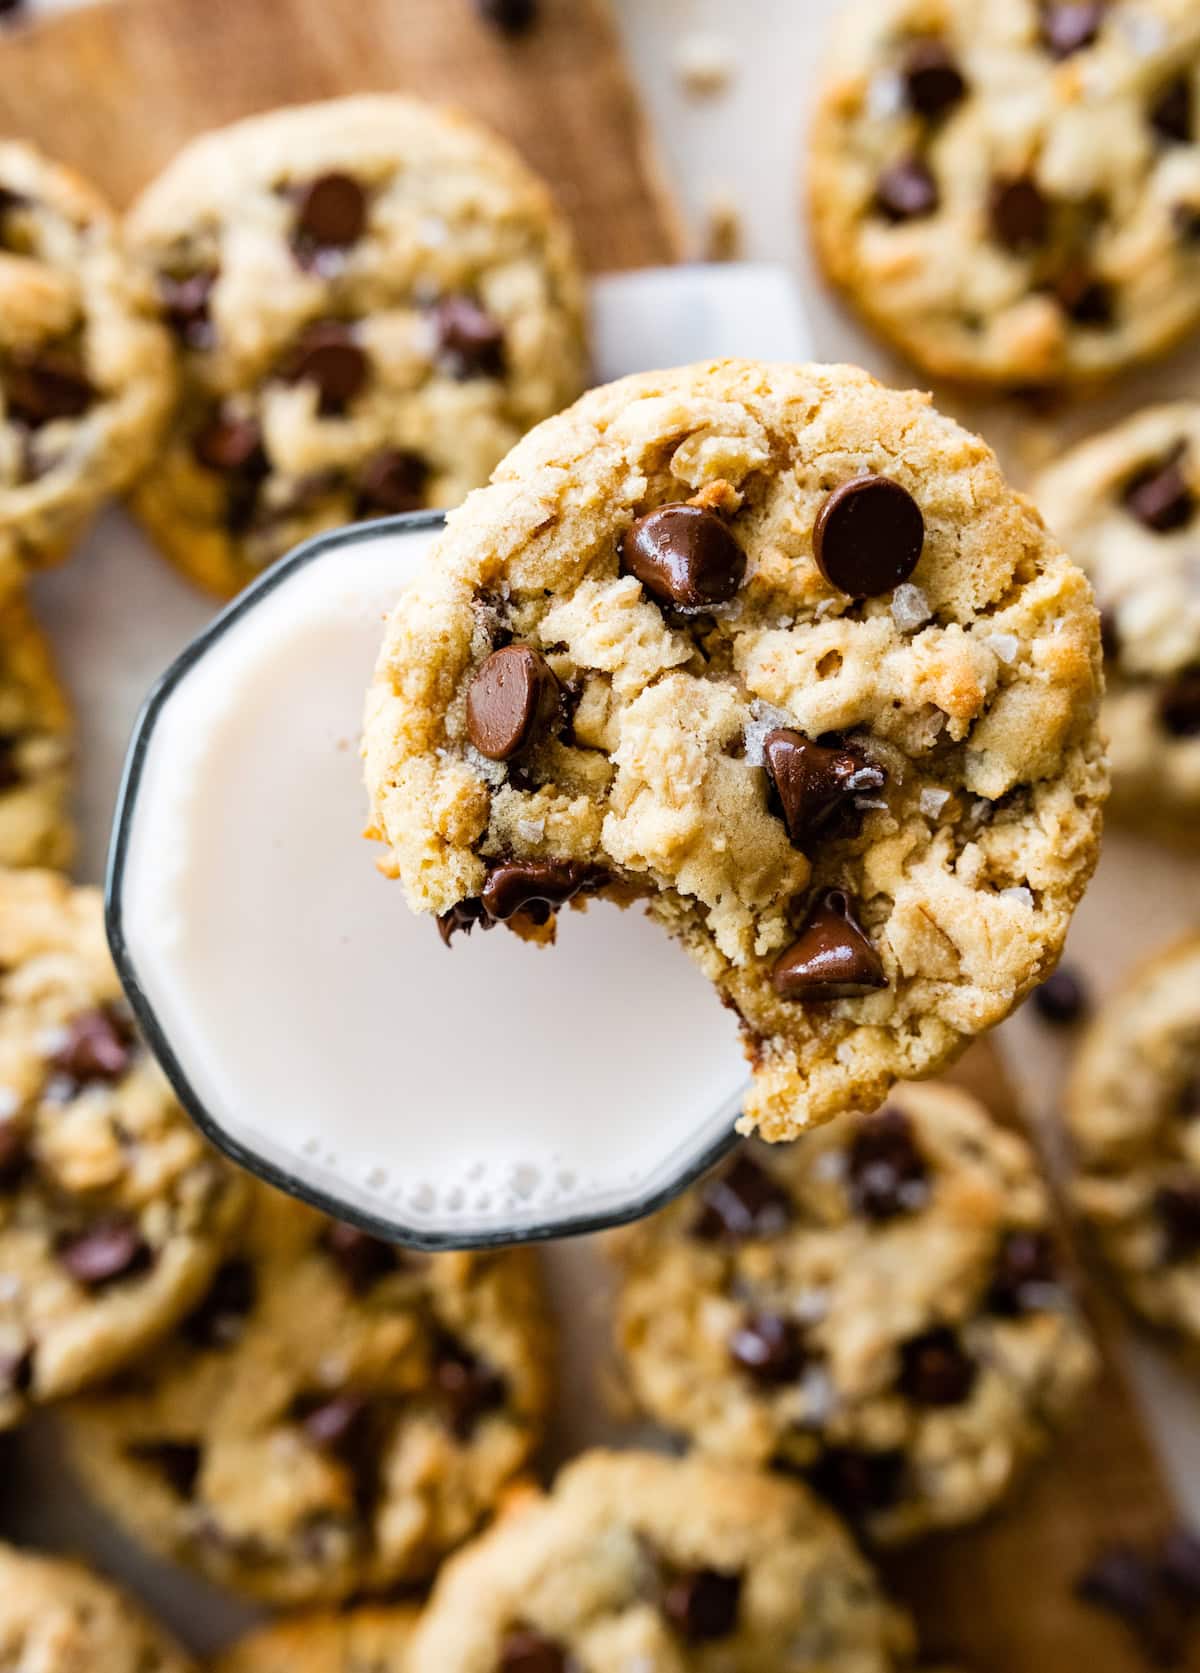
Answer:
[763,729,885,845]
[990,177,1050,252]
[904,39,967,120]
[728,1311,807,1385]
[875,156,939,221]
[433,1336,507,1439]
[158,270,216,349]
[620,503,746,612]
[498,1628,569,1673]
[1053,267,1115,328]
[192,412,268,478]
[1123,451,1195,533]
[1152,77,1194,146]
[182,1260,257,1349]
[479,860,602,924]
[772,890,888,1003]
[691,1151,792,1242]
[356,449,428,517]
[989,1229,1060,1316]
[434,295,506,380]
[898,1327,977,1407]
[437,898,495,947]
[5,350,95,428]
[282,322,368,415]
[0,1120,27,1189]
[846,1107,929,1222]
[325,1220,403,1292]
[50,1006,135,1086]
[1032,965,1089,1025]
[810,1447,904,1521]
[292,173,367,267]
[466,646,560,761]
[1041,2,1104,59]
[1157,1183,1200,1263]
[812,476,924,598]
[0,1346,31,1395]
[477,0,538,32]
[1159,670,1200,738]
[663,1568,743,1643]
[130,1440,202,1497]
[57,1218,151,1288]
[296,1391,370,1455]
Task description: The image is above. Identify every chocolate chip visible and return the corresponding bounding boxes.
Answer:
[0,1120,27,1189]
[1123,452,1195,533]
[1032,965,1089,1025]
[5,350,95,427]
[990,176,1050,251]
[324,1221,403,1292]
[620,503,746,612]
[1053,267,1115,328]
[130,1440,202,1497]
[479,860,602,924]
[728,1311,807,1385]
[1100,608,1122,660]
[1157,1183,1200,1263]
[1078,1544,1159,1621]
[763,729,885,845]
[498,1629,569,1673]
[356,449,429,517]
[1159,671,1200,738]
[1041,2,1104,59]
[810,1447,904,1521]
[182,1261,257,1349]
[691,1151,792,1242]
[57,1218,151,1288]
[772,889,887,1003]
[158,269,216,349]
[1161,1530,1200,1605]
[875,156,939,221]
[434,295,506,380]
[812,476,924,598]
[904,39,967,119]
[1079,1539,1199,1665]
[0,1346,31,1395]
[437,898,495,948]
[477,0,538,32]
[989,1230,1060,1316]
[192,412,268,477]
[846,1107,929,1222]
[898,1327,977,1407]
[466,646,560,762]
[297,1391,370,1455]
[282,322,368,415]
[50,1006,135,1086]
[433,1336,507,1439]
[0,735,22,794]
[663,1568,743,1643]
[292,172,367,266]
[1152,77,1194,145]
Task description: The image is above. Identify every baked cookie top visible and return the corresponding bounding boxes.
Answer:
[1067,934,1200,1341]
[610,1080,1096,1545]
[364,360,1107,1142]
[66,1183,553,1605]
[0,141,173,573]
[406,1450,914,1672]
[1035,402,1200,842]
[0,869,246,1428]
[0,582,74,870]
[809,0,1200,387]
[126,95,587,598]
[0,1542,195,1673]
[213,1607,419,1673]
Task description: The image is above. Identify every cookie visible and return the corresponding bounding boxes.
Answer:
[65,1182,553,1604]
[0,141,173,573]
[0,869,247,1428]
[126,95,587,599]
[363,360,1107,1142]
[0,581,74,869]
[809,0,1200,388]
[1035,403,1200,843]
[1067,935,1200,1342]
[213,1607,419,1673]
[0,1542,195,1673]
[610,1081,1096,1545]
[406,1449,914,1671]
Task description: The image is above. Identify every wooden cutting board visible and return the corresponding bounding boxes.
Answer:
[0,1,1185,1666]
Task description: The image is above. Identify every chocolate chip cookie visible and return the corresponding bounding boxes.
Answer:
[0,581,74,868]
[0,141,173,573]
[66,1182,553,1604]
[810,0,1200,387]
[1035,403,1200,843]
[364,360,1107,1142]
[0,1543,195,1672]
[126,95,587,598]
[214,1607,419,1673]
[406,1450,914,1671]
[0,869,247,1428]
[1067,935,1200,1342]
[610,1081,1096,1545]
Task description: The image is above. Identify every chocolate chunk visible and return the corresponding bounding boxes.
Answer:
[433,1336,507,1439]
[282,322,368,415]
[1152,77,1194,145]
[5,350,95,427]
[763,729,885,845]
[1157,1183,1200,1263]
[434,295,506,380]
[0,1346,31,1395]
[1041,2,1104,58]
[182,1260,257,1349]
[192,412,268,478]
[904,39,967,120]
[480,860,601,924]
[324,1220,403,1292]
[1123,452,1195,533]
[1053,267,1115,328]
[875,156,939,221]
[620,503,746,612]
[0,1120,27,1189]
[57,1218,150,1288]
[158,269,216,349]
[477,0,538,33]
[292,172,367,266]
[989,1230,1060,1316]
[499,1629,569,1673]
[663,1568,743,1643]
[50,1006,135,1086]
[847,1107,929,1222]
[297,1391,370,1455]
[810,1447,904,1521]
[130,1440,202,1497]
[772,890,888,1003]
[898,1327,977,1407]
[437,898,495,948]
[691,1150,792,1242]
[990,176,1050,251]
[812,476,924,598]
[356,448,428,517]
[728,1311,807,1385]
[1159,670,1200,738]
[1032,965,1089,1025]
[466,645,560,762]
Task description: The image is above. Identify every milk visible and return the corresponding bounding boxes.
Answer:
[111,518,749,1245]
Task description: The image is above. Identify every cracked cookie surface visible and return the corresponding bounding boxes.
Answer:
[810,0,1200,387]
[610,1080,1096,1545]
[1035,402,1200,844]
[66,1182,553,1604]
[0,582,74,869]
[406,1449,914,1672]
[0,1543,195,1673]
[126,95,587,599]
[0,869,247,1428]
[364,360,1107,1141]
[214,1607,419,1673]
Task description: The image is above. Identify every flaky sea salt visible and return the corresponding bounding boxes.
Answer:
[867,68,905,119]
[919,786,953,820]
[891,582,932,633]
[743,701,795,766]
[985,632,1020,665]
[516,818,546,844]
[1001,885,1035,910]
